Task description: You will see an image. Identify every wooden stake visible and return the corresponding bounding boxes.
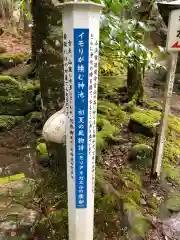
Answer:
[152,52,178,177]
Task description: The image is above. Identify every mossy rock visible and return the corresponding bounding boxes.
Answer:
[164,141,180,164]
[162,161,180,184]
[129,109,161,137]
[98,75,127,103]
[162,115,180,183]
[0,115,24,131]
[2,64,33,79]
[21,80,40,93]
[133,134,154,146]
[97,100,128,126]
[124,203,149,239]
[0,76,36,115]
[143,97,162,111]
[128,144,153,168]
[0,75,21,96]
[168,115,180,136]
[96,115,119,157]
[0,96,35,116]
[26,111,42,124]
[0,53,29,69]
[165,192,180,212]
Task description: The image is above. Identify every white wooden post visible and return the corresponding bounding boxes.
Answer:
[60,2,103,240]
[153,4,180,176]
[153,52,178,176]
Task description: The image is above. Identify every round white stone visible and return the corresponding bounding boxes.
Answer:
[42,107,66,144]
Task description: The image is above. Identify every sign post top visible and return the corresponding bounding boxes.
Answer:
[166,8,180,52]
[58,1,104,10]
[158,0,180,26]
[158,0,180,5]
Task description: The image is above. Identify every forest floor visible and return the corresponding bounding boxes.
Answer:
[1,30,180,240]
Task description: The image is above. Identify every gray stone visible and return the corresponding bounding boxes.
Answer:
[162,213,180,240]
[0,179,38,237]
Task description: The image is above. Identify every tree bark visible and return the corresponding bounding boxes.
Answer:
[127,0,154,103]
[31,0,66,191]
[23,0,32,33]
[127,62,144,104]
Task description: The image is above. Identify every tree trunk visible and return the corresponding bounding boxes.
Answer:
[127,62,144,104]
[23,0,31,33]
[31,0,66,191]
[127,0,154,103]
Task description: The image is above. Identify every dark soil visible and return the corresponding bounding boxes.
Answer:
[0,122,39,178]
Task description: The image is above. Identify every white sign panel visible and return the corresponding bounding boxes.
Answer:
[167,9,180,52]
[60,2,103,240]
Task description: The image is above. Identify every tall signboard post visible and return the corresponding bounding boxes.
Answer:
[60,2,103,239]
[152,1,180,176]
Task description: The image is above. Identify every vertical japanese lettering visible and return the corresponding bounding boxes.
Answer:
[74,28,89,208]
[63,33,74,179]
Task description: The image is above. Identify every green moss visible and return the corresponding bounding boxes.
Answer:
[133,134,153,145]
[0,52,29,68]
[0,75,21,96]
[0,115,24,131]
[124,203,149,239]
[0,76,36,115]
[143,97,162,111]
[123,101,140,113]
[96,115,119,157]
[99,56,125,76]
[95,166,149,239]
[164,141,180,164]
[146,195,159,212]
[130,110,161,129]
[119,168,150,238]
[36,143,48,156]
[168,115,180,135]
[0,173,25,184]
[120,168,142,188]
[161,115,180,184]
[128,144,153,168]
[26,111,42,124]
[99,75,126,92]
[0,96,35,115]
[163,160,180,184]
[22,80,40,92]
[165,191,180,212]
[98,75,126,102]
[97,100,128,126]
